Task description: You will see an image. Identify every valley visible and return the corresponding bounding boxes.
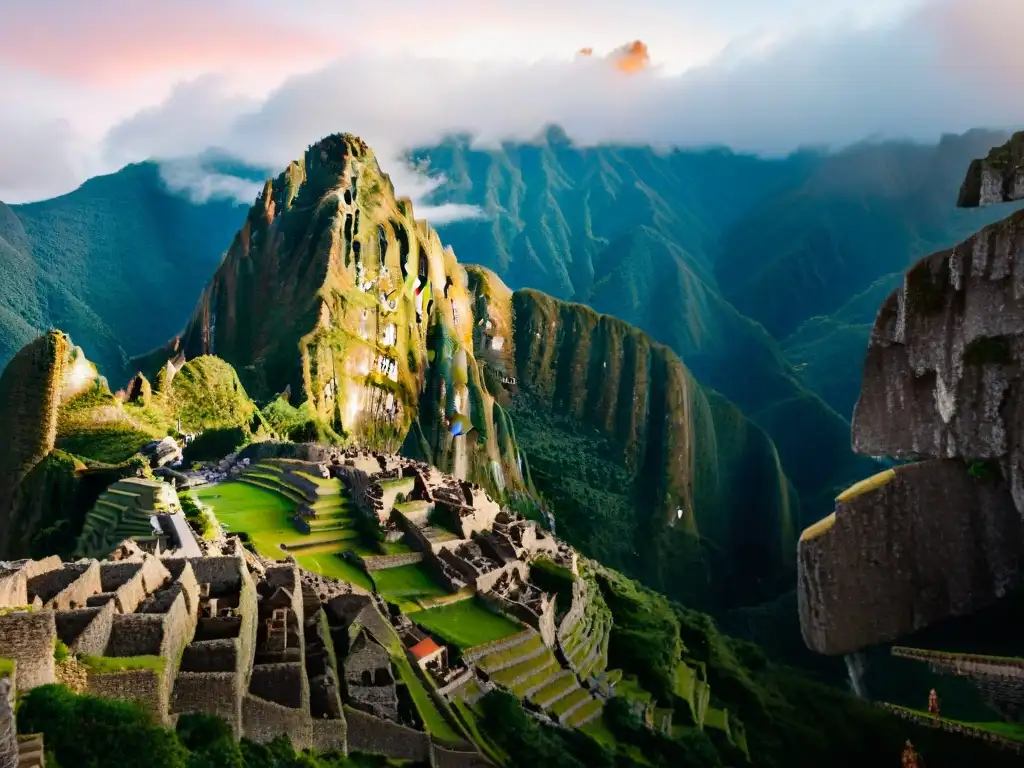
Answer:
[1,127,1024,768]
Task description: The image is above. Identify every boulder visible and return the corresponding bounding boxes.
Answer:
[140,436,182,468]
[798,460,1024,655]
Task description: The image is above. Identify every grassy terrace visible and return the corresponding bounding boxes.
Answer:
[392,652,463,745]
[190,480,374,591]
[80,655,165,674]
[0,658,13,678]
[372,564,449,611]
[414,599,522,652]
[887,704,1024,743]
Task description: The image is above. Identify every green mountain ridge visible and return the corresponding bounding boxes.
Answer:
[127,133,799,611]
[0,163,247,378]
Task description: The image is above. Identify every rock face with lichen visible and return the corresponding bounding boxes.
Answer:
[799,133,1024,655]
[958,131,1024,207]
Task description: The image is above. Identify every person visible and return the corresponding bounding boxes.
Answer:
[902,739,920,768]
[928,688,940,717]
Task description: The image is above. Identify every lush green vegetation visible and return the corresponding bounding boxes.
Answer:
[412,599,522,651]
[17,684,419,768]
[190,481,372,590]
[183,426,251,464]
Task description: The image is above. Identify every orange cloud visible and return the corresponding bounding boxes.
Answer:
[576,41,650,73]
[611,41,650,73]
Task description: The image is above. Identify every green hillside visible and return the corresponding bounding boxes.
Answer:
[1,163,246,377]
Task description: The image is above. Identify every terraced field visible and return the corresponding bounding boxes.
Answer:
[470,629,605,729]
[414,598,523,651]
[559,583,612,683]
[191,461,374,590]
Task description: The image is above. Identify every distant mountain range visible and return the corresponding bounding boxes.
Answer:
[1,127,1018,614]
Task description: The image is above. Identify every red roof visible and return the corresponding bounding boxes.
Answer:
[409,637,442,660]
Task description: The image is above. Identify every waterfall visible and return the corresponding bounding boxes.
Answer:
[845,652,869,700]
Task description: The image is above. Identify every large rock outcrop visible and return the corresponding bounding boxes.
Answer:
[799,134,1024,655]
[798,460,1024,655]
[958,131,1024,207]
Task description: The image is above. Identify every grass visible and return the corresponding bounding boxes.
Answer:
[615,675,653,706]
[0,658,13,678]
[532,674,578,707]
[392,653,464,745]
[489,649,554,686]
[191,481,374,589]
[550,687,591,717]
[372,564,448,608]
[80,655,165,674]
[889,705,1024,743]
[479,635,545,670]
[413,599,522,651]
[453,699,508,765]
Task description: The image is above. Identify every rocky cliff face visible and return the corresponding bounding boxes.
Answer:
[959,131,1024,207]
[466,267,798,608]
[799,133,1024,654]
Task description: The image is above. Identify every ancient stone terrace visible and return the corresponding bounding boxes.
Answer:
[75,478,193,558]
[0,542,490,763]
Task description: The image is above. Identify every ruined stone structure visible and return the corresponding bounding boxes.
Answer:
[798,133,1024,656]
[0,540,485,762]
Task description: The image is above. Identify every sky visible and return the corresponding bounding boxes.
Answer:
[1,0,1023,214]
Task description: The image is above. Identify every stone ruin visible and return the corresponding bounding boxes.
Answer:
[0,540,492,765]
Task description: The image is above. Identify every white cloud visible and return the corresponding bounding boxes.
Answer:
[3,0,1024,222]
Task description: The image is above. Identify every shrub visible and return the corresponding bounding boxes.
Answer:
[17,684,188,768]
[182,426,251,464]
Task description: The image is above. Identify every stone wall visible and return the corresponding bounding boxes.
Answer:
[107,614,165,656]
[243,693,312,750]
[173,672,243,736]
[362,553,424,572]
[798,459,1024,655]
[343,705,431,762]
[56,603,114,655]
[181,638,238,673]
[0,673,16,768]
[186,556,244,594]
[249,663,305,709]
[310,717,348,754]
[0,557,59,609]
[557,578,587,641]
[54,657,88,693]
[0,610,55,690]
[87,668,166,723]
[475,561,527,595]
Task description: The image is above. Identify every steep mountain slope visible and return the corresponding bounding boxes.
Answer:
[715,129,1024,341]
[419,133,875,515]
[1,163,246,376]
[137,133,799,610]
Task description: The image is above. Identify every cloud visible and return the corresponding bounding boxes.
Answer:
[158,158,263,205]
[577,41,651,74]
[4,0,1024,221]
